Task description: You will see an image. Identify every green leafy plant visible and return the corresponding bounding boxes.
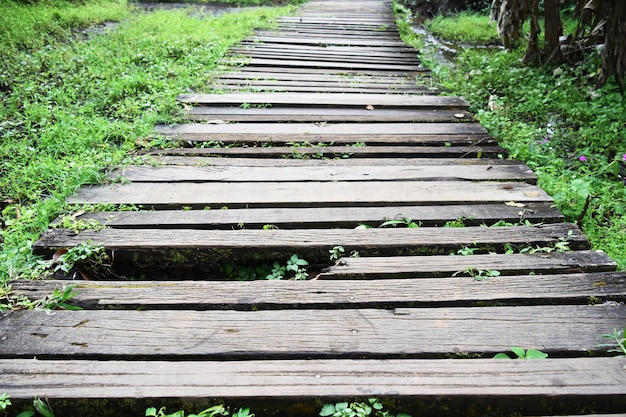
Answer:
[452,267,500,281]
[0,283,81,311]
[146,404,231,417]
[0,393,11,411]
[50,241,110,277]
[320,398,410,417]
[599,327,626,356]
[379,216,420,228]
[494,347,548,359]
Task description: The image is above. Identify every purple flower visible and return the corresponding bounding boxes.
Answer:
[623,153,626,162]
[579,155,587,162]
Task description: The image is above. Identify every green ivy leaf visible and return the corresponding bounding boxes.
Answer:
[320,404,336,417]
[510,346,526,358]
[525,349,548,359]
[493,352,512,359]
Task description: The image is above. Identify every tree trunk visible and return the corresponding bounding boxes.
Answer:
[522,0,541,64]
[543,0,564,65]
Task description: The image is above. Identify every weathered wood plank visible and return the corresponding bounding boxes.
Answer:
[33,225,590,263]
[319,250,615,279]
[11,272,626,309]
[177,93,469,108]
[109,164,535,183]
[72,203,563,229]
[144,145,506,159]
[3,358,625,399]
[211,84,437,94]
[143,156,516,167]
[66,180,551,207]
[156,123,484,136]
[225,57,416,71]
[185,107,472,123]
[1,305,624,358]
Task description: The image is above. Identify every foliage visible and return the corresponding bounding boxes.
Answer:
[494,346,548,359]
[0,1,295,281]
[265,254,309,280]
[490,0,626,87]
[320,398,410,417]
[425,44,626,269]
[1,283,81,311]
[599,327,626,356]
[145,404,237,417]
[424,11,499,44]
[399,0,492,18]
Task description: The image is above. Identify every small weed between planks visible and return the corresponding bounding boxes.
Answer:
[599,327,626,356]
[320,398,410,417]
[494,347,548,360]
[0,283,81,311]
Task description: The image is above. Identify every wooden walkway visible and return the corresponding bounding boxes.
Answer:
[3,0,626,415]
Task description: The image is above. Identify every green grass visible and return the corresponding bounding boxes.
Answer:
[0,0,297,281]
[395,4,626,269]
[424,11,499,45]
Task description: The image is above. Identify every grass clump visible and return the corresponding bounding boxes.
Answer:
[424,11,499,45]
[0,1,296,281]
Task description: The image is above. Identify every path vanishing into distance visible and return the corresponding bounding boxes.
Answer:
[2,0,626,415]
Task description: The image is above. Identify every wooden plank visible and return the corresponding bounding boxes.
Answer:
[10,272,626,309]
[213,71,427,83]
[156,123,485,136]
[33,225,590,260]
[72,203,563,229]
[142,156,516,167]
[211,85,436,95]
[1,305,624,358]
[109,163,535,183]
[185,107,472,122]
[3,357,625,399]
[144,145,506,159]
[230,51,421,66]
[319,251,615,279]
[231,45,417,59]
[153,134,494,146]
[66,181,551,207]
[225,57,416,71]
[176,93,469,108]
[224,65,427,76]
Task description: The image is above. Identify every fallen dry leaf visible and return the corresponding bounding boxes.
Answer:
[524,191,542,197]
[206,119,228,124]
[366,104,375,111]
[501,185,514,190]
[505,201,526,208]
[454,113,465,119]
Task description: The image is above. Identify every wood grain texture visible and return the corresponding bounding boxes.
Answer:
[10,272,626,309]
[319,250,615,278]
[76,203,561,229]
[185,107,471,122]
[176,93,469,108]
[66,181,551,207]
[2,357,625,399]
[1,305,624,358]
[34,224,587,253]
[109,164,535,183]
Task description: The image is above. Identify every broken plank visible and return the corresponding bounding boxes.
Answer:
[0,305,624,358]
[66,180,551,207]
[319,250,615,279]
[11,272,626,310]
[109,164,535,183]
[3,357,625,399]
[177,93,468,108]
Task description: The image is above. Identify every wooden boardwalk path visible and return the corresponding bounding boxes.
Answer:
[2,0,626,415]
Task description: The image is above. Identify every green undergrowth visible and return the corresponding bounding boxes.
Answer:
[424,11,499,45]
[0,1,296,281]
[395,3,626,269]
